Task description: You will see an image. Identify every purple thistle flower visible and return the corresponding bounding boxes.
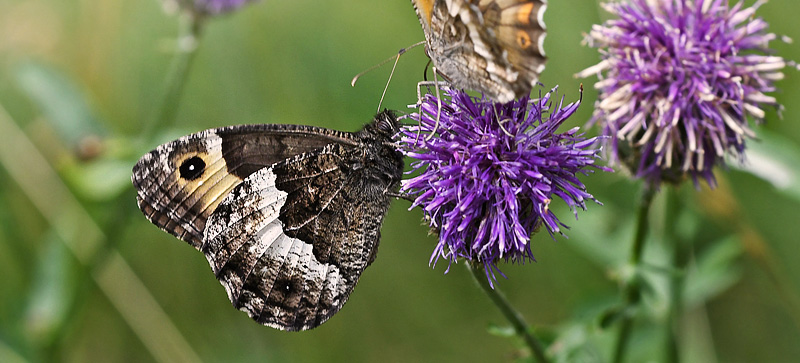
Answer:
[163,0,257,16]
[577,0,791,188]
[398,88,608,284]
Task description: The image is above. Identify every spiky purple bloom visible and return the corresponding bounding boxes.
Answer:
[577,0,790,187]
[164,0,257,16]
[399,88,607,283]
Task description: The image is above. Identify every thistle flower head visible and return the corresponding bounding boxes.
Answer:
[577,0,791,187]
[399,88,607,283]
[163,0,257,16]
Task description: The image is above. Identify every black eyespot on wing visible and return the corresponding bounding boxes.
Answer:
[179,156,206,180]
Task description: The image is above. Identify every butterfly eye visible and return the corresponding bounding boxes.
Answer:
[378,119,394,133]
[179,156,206,180]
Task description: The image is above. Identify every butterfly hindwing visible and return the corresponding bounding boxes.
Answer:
[202,164,335,331]
[482,0,546,72]
[132,111,404,331]
[203,143,382,330]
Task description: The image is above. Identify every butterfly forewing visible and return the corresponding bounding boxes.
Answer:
[132,124,356,249]
[132,111,404,331]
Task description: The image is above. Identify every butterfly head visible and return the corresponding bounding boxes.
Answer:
[358,110,401,141]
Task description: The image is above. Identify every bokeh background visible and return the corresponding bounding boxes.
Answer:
[1,0,799,362]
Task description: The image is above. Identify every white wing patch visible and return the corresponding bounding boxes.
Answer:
[201,167,344,330]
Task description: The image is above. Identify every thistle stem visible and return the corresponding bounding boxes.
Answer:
[467,263,551,363]
[613,185,656,363]
[143,12,204,139]
[665,187,687,363]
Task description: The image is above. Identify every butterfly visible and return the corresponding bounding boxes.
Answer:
[411,0,547,103]
[131,111,404,331]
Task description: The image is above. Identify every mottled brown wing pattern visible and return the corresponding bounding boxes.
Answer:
[411,0,547,103]
[480,0,547,76]
[202,144,386,331]
[132,124,355,249]
[132,111,404,331]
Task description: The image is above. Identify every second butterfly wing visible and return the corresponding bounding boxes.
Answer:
[412,0,547,103]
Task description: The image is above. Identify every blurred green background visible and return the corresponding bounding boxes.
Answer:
[1,0,799,362]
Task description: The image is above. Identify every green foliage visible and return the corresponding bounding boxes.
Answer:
[734,128,800,205]
[14,62,105,146]
[0,0,798,362]
[62,157,134,201]
[23,233,82,358]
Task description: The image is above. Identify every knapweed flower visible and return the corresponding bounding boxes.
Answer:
[577,0,790,187]
[163,0,257,16]
[399,88,607,284]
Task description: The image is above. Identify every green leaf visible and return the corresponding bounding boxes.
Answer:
[24,232,79,348]
[486,324,516,338]
[549,321,608,363]
[14,62,105,146]
[732,128,800,204]
[598,305,624,329]
[0,338,28,363]
[684,236,743,308]
[62,157,135,201]
[564,203,633,267]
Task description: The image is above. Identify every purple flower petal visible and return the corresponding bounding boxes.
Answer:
[578,0,790,188]
[164,0,257,16]
[398,87,610,284]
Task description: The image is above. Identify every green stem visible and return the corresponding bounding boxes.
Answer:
[44,182,171,360]
[467,263,551,363]
[665,187,687,363]
[0,105,201,362]
[42,12,208,359]
[142,13,204,140]
[613,185,656,363]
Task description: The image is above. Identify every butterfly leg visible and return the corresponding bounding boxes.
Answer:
[492,104,514,137]
[427,67,443,140]
[385,191,416,203]
[415,72,451,143]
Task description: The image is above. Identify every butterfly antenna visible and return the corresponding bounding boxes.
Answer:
[350,41,425,111]
[376,53,402,113]
[350,50,403,87]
